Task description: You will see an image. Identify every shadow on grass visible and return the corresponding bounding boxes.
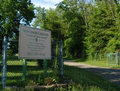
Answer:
[0,58,55,89]
[7,56,19,60]
[0,64,43,86]
[113,66,120,69]
[7,65,43,72]
[64,65,120,91]
[6,73,43,86]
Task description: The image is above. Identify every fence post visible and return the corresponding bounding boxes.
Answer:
[60,40,63,76]
[1,36,7,89]
[116,52,119,66]
[43,60,47,78]
[22,59,27,80]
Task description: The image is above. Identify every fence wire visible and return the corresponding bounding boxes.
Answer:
[107,52,119,66]
[88,52,120,66]
[0,40,2,87]
[51,41,61,75]
[0,40,63,87]
[6,40,23,86]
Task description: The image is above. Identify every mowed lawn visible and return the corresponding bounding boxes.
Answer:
[64,65,120,91]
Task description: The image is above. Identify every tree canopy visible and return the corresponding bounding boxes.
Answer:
[33,0,120,59]
[0,0,35,38]
[33,0,86,57]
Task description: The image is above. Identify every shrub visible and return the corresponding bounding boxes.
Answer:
[7,49,13,56]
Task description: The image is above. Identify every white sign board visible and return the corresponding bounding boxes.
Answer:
[19,25,51,59]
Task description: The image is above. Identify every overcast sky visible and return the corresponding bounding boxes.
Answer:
[31,0,63,9]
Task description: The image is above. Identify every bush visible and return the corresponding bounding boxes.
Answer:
[7,49,13,56]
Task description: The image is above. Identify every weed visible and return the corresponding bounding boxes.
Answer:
[36,75,44,85]
[27,80,38,86]
[44,77,56,85]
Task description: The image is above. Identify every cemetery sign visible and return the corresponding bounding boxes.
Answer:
[19,25,51,59]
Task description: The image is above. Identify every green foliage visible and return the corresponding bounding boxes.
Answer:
[56,0,86,58]
[17,80,30,87]
[32,0,120,59]
[7,49,13,56]
[33,1,86,58]
[0,0,35,38]
[85,1,119,59]
[33,7,63,41]
[9,42,18,54]
[37,75,44,85]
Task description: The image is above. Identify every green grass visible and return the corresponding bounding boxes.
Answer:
[5,60,44,86]
[0,56,66,90]
[0,56,50,90]
[1,62,40,84]
[65,58,120,69]
[1,56,120,91]
[64,65,120,91]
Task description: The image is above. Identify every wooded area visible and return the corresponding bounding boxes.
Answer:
[1,0,120,60]
[33,0,120,59]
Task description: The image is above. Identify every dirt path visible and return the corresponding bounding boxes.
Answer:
[64,60,120,87]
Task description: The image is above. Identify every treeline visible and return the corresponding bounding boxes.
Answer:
[33,0,120,59]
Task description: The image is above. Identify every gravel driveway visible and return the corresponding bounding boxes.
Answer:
[64,60,120,87]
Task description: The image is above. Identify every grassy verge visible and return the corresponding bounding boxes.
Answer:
[64,58,120,69]
[64,65,120,91]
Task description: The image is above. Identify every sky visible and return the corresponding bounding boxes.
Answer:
[30,0,63,26]
[31,0,63,9]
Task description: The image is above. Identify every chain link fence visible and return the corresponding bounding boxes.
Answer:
[6,40,22,86]
[87,51,120,66]
[0,39,63,88]
[89,52,120,66]
[51,41,62,76]
[107,52,119,66]
[0,40,2,87]
[89,52,107,61]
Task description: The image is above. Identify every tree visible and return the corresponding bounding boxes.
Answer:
[107,0,120,52]
[85,1,117,60]
[33,7,64,41]
[8,35,18,54]
[0,0,35,38]
[56,0,86,57]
